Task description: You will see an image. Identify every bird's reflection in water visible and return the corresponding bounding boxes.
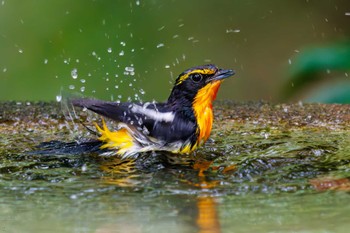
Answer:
[96,156,235,233]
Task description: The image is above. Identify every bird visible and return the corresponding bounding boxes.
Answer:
[71,64,235,159]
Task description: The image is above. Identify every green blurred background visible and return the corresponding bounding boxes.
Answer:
[1,0,350,103]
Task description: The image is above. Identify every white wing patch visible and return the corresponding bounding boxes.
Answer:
[131,104,175,122]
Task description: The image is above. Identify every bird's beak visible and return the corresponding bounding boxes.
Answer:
[207,69,235,83]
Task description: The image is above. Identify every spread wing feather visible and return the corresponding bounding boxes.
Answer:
[72,98,139,123]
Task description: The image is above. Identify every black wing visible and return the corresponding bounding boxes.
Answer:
[71,98,197,144]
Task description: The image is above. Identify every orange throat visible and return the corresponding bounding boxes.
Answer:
[192,80,222,145]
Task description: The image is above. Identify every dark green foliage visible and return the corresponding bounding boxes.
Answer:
[284,41,350,103]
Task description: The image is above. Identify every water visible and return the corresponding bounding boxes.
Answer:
[0,101,349,232]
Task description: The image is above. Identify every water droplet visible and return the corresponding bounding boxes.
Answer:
[115,85,119,89]
[56,95,62,102]
[81,164,87,172]
[3,68,7,72]
[119,50,124,56]
[80,86,85,92]
[156,43,164,48]
[71,68,78,79]
[129,83,133,87]
[139,89,145,95]
[165,65,170,68]
[76,59,80,63]
[135,0,140,6]
[80,79,86,83]
[312,149,322,156]
[18,49,23,53]
[125,66,134,72]
[69,85,75,90]
[158,26,165,31]
[226,29,240,33]
[288,59,292,65]
[44,59,48,64]
[107,47,112,53]
[263,133,269,139]
[117,95,122,99]
[120,41,126,46]
[346,12,350,16]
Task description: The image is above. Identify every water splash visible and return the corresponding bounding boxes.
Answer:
[71,68,78,79]
[56,95,62,102]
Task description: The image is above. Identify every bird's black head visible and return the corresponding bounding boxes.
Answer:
[167,64,235,108]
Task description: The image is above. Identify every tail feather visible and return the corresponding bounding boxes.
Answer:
[29,140,105,155]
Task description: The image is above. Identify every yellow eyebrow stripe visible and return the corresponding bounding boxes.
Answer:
[176,69,216,85]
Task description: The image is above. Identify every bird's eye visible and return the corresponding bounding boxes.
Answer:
[191,73,202,83]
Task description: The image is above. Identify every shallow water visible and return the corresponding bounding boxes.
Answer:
[0,102,349,233]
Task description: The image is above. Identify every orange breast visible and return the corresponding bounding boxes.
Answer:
[192,80,222,145]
